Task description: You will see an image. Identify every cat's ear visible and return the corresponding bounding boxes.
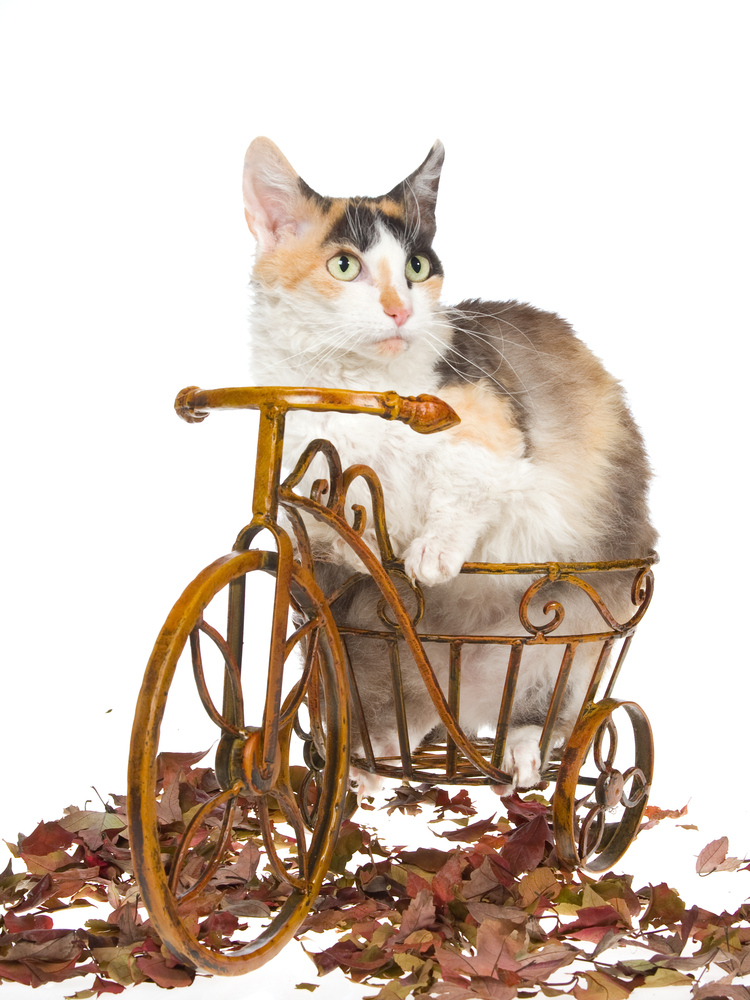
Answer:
[388,140,445,240]
[242,138,314,251]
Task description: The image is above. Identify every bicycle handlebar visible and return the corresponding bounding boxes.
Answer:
[175,385,461,435]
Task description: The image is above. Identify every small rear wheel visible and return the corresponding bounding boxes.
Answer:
[553,698,653,872]
[128,548,349,975]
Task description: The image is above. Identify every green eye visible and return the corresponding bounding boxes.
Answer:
[405,254,431,282]
[326,252,361,281]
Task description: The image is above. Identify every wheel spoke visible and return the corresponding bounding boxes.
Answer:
[171,789,241,904]
[593,717,617,771]
[578,804,606,863]
[620,766,649,807]
[256,795,306,892]
[189,620,244,736]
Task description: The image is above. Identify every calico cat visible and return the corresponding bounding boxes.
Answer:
[241,137,656,790]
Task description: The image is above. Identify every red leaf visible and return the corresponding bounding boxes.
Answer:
[502,794,550,825]
[639,804,688,831]
[405,869,432,897]
[0,961,35,986]
[156,750,209,789]
[500,815,552,876]
[20,822,74,856]
[641,883,686,927]
[91,975,126,995]
[432,853,464,904]
[3,911,54,932]
[563,906,624,943]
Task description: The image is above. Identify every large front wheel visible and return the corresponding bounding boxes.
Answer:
[128,549,350,975]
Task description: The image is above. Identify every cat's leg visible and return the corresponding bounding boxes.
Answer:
[402,520,482,585]
[400,445,521,586]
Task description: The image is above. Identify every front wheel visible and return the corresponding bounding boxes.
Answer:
[128,549,350,975]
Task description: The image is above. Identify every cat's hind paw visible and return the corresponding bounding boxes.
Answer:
[492,725,544,793]
[402,536,467,586]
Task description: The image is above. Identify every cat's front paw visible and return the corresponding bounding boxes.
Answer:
[402,536,467,586]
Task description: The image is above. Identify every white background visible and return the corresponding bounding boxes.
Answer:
[1,3,748,999]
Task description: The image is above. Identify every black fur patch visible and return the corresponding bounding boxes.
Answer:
[323,199,444,277]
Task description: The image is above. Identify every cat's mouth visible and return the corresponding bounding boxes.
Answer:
[374,335,407,357]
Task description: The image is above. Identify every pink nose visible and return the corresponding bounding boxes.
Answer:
[385,305,412,327]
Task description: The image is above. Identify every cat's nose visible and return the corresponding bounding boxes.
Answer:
[384,304,412,327]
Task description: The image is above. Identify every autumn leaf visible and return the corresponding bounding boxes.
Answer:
[639,804,688,831]
[696,837,744,875]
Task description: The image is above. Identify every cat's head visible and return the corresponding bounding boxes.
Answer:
[242,138,445,367]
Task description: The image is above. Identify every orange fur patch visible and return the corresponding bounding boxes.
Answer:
[375,258,405,315]
[254,200,349,299]
[438,382,525,458]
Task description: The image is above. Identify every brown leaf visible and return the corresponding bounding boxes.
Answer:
[5,929,84,962]
[572,969,632,999]
[397,888,436,940]
[135,954,194,988]
[439,817,499,843]
[696,837,743,875]
[396,847,453,872]
[692,984,750,1000]
[436,917,524,978]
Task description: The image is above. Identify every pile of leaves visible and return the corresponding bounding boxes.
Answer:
[1,753,748,999]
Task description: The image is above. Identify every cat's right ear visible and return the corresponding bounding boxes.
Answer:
[242,138,310,251]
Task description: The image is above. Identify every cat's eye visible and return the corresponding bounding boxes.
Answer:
[326,252,361,281]
[405,254,431,282]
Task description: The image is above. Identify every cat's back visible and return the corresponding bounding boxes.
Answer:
[437,298,656,559]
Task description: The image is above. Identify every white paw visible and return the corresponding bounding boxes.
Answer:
[500,726,543,790]
[402,536,466,585]
[350,766,385,804]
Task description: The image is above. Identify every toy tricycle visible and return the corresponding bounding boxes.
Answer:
[128,386,655,975]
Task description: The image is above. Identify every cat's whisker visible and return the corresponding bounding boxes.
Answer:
[431,316,552,399]
[424,328,533,413]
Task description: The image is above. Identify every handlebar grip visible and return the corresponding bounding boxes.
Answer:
[387,392,461,434]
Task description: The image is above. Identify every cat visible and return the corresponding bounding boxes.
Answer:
[241,136,657,791]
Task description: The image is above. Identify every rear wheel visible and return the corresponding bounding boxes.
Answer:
[553,698,653,872]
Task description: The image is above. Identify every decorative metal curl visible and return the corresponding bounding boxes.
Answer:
[517,564,655,637]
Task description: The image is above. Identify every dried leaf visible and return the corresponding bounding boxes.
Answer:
[696,837,743,875]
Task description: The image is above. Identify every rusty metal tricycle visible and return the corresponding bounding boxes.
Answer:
[127,385,656,976]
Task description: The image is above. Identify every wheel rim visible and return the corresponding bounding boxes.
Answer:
[553,698,653,872]
[128,549,350,975]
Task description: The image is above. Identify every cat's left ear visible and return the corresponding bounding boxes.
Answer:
[388,140,445,240]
